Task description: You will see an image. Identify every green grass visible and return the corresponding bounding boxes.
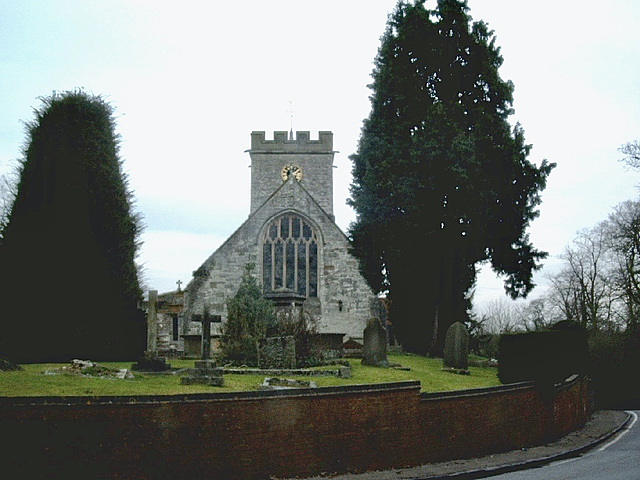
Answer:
[0,353,500,397]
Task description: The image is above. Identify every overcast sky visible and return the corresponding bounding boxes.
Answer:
[2,1,640,311]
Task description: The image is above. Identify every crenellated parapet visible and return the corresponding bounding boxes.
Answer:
[250,131,333,153]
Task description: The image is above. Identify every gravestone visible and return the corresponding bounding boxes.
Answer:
[442,321,469,374]
[131,290,171,372]
[361,317,389,368]
[180,307,224,386]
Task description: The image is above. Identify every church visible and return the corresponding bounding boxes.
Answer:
[181,130,377,352]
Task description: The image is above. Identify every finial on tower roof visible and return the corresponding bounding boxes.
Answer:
[289,100,294,140]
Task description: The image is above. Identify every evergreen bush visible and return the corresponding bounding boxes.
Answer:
[0,91,144,362]
[219,264,276,366]
[498,321,589,386]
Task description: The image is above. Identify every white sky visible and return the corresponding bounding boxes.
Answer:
[1,1,639,311]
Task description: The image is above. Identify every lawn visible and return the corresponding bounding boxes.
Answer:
[0,353,500,397]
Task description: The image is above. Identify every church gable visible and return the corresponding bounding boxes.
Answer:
[186,177,334,315]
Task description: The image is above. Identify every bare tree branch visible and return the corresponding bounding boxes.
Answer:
[620,140,640,170]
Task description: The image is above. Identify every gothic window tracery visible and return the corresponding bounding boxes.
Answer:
[262,214,318,297]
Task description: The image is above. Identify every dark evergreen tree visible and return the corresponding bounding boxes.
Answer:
[0,91,145,362]
[349,0,554,354]
[220,264,276,366]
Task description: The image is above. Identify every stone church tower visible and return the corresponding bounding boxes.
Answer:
[183,131,376,346]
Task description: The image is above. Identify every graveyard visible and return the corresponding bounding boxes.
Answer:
[0,352,501,397]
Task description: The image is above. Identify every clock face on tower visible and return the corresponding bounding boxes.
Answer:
[280,164,303,182]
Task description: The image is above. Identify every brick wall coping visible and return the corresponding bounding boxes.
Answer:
[0,380,421,407]
[421,374,585,401]
[420,380,535,401]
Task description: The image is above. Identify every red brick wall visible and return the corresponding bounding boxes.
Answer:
[0,378,591,479]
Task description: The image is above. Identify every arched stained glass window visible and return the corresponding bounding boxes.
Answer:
[262,214,318,297]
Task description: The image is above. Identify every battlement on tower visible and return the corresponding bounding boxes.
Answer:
[250,131,333,153]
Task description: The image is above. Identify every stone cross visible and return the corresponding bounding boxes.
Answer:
[182,306,224,386]
[176,279,182,292]
[146,290,158,356]
[192,307,215,360]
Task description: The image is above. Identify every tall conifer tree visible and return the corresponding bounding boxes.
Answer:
[0,91,145,362]
[349,0,554,354]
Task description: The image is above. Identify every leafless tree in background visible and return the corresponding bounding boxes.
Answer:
[620,140,640,170]
[606,200,640,330]
[479,298,520,335]
[548,225,617,332]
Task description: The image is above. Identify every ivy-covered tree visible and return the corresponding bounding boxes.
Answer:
[349,0,554,354]
[220,264,277,365]
[0,91,145,362]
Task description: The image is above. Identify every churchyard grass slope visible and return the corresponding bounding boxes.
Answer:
[0,353,500,397]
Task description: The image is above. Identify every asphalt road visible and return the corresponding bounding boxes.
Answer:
[483,411,640,480]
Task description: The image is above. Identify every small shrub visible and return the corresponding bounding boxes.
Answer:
[0,354,22,371]
[477,334,500,359]
[275,308,321,367]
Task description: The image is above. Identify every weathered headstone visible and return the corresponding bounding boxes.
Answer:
[442,321,469,374]
[180,307,224,386]
[361,317,389,368]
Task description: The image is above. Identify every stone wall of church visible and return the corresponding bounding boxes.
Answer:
[315,221,377,342]
[185,220,260,338]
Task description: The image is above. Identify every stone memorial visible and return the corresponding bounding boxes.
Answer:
[442,321,469,374]
[361,317,389,368]
[132,290,171,372]
[147,289,158,354]
[181,307,224,386]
